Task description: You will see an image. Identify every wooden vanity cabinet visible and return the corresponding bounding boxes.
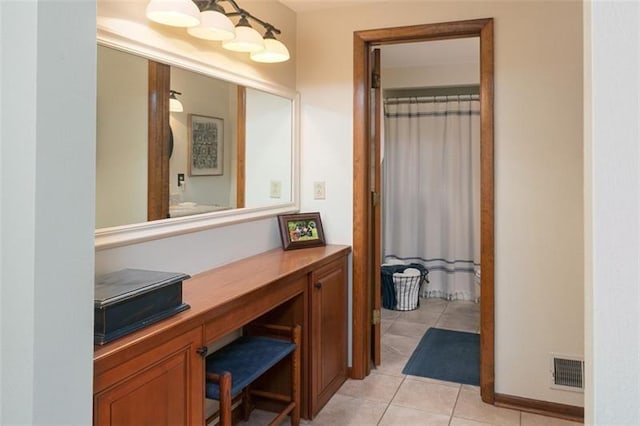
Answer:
[93,245,350,425]
[93,327,204,425]
[309,256,349,418]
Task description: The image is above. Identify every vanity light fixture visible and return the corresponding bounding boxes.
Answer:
[169,90,184,112]
[146,0,290,63]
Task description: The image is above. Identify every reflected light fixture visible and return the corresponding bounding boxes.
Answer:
[169,90,184,112]
[146,0,201,28]
[147,0,290,63]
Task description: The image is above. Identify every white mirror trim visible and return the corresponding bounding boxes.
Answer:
[95,27,300,251]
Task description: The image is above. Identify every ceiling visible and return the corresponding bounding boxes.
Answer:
[278,0,374,13]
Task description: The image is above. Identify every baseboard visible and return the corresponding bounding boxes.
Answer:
[494,393,584,423]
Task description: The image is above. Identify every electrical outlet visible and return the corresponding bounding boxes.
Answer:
[313,181,326,200]
[270,180,282,198]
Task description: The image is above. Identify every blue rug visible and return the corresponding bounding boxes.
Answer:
[402,327,480,386]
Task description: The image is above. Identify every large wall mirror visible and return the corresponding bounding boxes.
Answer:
[95,38,299,249]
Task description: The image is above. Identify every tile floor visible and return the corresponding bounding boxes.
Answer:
[242,299,583,426]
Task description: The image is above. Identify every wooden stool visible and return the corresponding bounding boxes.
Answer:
[205,324,301,426]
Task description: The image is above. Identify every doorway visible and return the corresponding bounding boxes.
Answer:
[351,18,495,403]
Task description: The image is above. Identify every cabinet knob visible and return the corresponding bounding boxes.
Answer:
[196,346,208,357]
[314,282,322,289]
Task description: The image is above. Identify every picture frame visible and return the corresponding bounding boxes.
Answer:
[188,114,223,176]
[277,212,326,250]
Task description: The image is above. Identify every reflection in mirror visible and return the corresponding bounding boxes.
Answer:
[245,87,292,208]
[96,46,148,228]
[168,66,238,218]
[96,45,295,231]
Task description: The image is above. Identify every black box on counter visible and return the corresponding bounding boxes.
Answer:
[94,269,191,345]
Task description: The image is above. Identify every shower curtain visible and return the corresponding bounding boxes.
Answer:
[383,95,480,301]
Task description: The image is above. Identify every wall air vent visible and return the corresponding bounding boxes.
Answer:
[550,354,584,392]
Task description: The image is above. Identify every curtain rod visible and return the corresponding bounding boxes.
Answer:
[384,85,479,99]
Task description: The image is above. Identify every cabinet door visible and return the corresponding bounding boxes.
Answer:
[310,257,348,417]
[94,328,204,426]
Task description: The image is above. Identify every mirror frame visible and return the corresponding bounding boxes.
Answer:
[96,27,300,250]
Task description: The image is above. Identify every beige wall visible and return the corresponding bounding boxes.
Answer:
[296,1,584,406]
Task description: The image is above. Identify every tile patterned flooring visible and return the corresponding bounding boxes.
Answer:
[242,299,583,426]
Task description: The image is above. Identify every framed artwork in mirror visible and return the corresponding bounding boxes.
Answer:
[277,212,326,250]
[189,114,223,176]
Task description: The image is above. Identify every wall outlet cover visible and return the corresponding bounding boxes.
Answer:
[313,181,326,200]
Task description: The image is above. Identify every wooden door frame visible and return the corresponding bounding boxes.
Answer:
[148,60,171,221]
[236,85,246,208]
[351,18,495,403]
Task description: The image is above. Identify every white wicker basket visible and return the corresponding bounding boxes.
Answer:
[392,268,423,311]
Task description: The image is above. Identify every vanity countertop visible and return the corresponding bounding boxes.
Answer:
[93,244,351,367]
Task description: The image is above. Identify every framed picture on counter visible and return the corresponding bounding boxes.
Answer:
[277,212,326,250]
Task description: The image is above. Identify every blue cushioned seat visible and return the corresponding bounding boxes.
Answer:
[205,335,296,400]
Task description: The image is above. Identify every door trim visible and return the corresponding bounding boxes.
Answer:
[351,18,495,403]
[148,60,171,221]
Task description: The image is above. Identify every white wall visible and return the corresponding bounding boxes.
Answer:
[296,1,584,406]
[0,1,4,419]
[584,1,640,424]
[96,46,148,228]
[95,217,282,276]
[0,0,95,424]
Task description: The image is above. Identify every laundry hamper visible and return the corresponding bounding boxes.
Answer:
[393,268,425,311]
[381,264,428,311]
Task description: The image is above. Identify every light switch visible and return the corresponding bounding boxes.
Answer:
[313,181,326,200]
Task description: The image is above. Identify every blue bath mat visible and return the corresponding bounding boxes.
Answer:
[402,327,480,385]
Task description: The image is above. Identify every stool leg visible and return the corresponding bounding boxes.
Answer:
[219,372,232,426]
[242,387,251,421]
[291,325,301,426]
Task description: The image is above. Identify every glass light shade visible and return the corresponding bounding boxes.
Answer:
[250,38,290,63]
[169,91,183,112]
[222,25,264,53]
[187,9,235,41]
[146,0,200,28]
[169,97,183,112]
